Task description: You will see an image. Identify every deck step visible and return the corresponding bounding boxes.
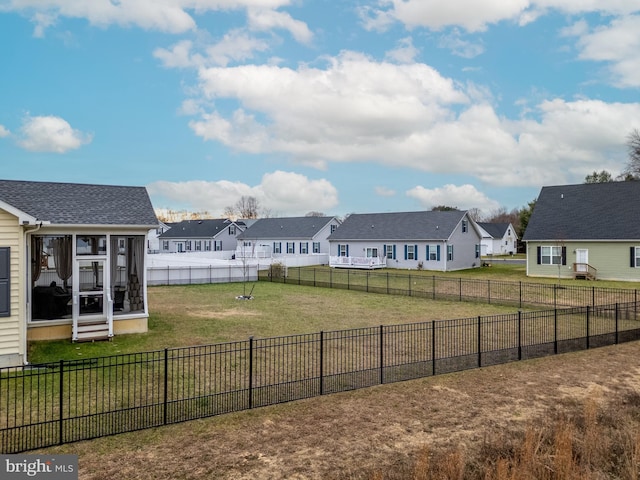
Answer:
[75,322,112,342]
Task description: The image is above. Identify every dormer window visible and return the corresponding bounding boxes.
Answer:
[462,220,468,233]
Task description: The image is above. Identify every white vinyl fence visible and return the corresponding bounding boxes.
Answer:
[147,264,258,286]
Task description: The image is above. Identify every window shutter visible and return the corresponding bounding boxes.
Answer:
[346,245,349,257]
[632,247,636,268]
[426,245,430,260]
[0,247,9,317]
[451,245,454,261]
[561,246,567,266]
[537,246,541,265]
[404,245,408,260]
[393,245,396,259]
[436,245,441,261]
[414,245,418,260]
[383,245,387,257]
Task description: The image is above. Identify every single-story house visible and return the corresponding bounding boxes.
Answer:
[522,181,640,281]
[0,179,158,368]
[327,210,483,271]
[235,216,341,258]
[158,218,248,254]
[477,222,518,256]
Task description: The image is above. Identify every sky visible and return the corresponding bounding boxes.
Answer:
[1,1,639,219]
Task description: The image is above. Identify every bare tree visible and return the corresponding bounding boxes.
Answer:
[225,196,262,219]
[624,129,640,179]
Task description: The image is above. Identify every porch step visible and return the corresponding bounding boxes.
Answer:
[75,321,112,342]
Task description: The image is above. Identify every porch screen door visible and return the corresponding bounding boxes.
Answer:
[77,259,106,319]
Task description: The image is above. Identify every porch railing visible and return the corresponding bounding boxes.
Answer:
[329,255,387,269]
[573,263,597,280]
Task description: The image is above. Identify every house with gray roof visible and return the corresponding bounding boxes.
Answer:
[522,182,640,281]
[477,222,518,256]
[327,210,482,271]
[158,218,247,255]
[0,179,158,367]
[236,216,340,259]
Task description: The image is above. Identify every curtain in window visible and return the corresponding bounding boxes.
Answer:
[130,236,144,282]
[31,236,43,283]
[110,236,120,291]
[53,236,72,288]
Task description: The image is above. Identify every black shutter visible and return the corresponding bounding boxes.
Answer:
[632,247,636,268]
[537,246,541,264]
[561,246,567,266]
[0,247,9,317]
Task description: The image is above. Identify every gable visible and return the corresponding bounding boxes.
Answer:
[238,217,336,240]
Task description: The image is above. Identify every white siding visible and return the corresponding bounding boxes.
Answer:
[0,209,23,367]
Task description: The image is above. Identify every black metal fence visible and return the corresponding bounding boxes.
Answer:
[2,301,640,453]
[261,267,640,309]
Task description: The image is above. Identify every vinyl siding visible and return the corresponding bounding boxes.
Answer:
[526,241,640,282]
[0,209,23,366]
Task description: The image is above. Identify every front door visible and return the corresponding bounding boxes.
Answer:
[576,249,589,272]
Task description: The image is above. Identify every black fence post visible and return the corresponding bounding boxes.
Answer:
[615,303,619,345]
[366,271,369,293]
[387,272,389,295]
[554,309,558,355]
[431,320,436,376]
[313,268,316,287]
[586,306,590,349]
[58,359,64,445]
[379,325,384,385]
[167,265,170,286]
[432,275,436,300]
[330,268,333,288]
[592,286,595,308]
[517,311,522,361]
[477,316,482,368]
[319,331,324,395]
[347,269,350,290]
[519,281,522,309]
[163,348,169,425]
[459,278,463,302]
[248,337,254,409]
[488,279,491,304]
[408,274,412,297]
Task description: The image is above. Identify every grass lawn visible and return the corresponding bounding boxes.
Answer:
[28,280,524,364]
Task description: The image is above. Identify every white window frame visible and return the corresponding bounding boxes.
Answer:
[540,246,562,265]
[385,245,395,260]
[273,242,281,254]
[366,247,378,258]
[300,242,308,254]
[286,242,295,254]
[406,245,416,260]
[313,242,320,253]
[339,244,347,257]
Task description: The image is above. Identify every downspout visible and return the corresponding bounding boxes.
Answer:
[22,222,43,365]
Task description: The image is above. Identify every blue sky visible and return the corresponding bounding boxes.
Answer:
[1,1,639,219]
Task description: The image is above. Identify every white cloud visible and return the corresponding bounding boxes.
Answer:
[247,8,313,44]
[147,171,338,216]
[572,15,640,88]
[184,50,640,189]
[385,37,420,64]
[406,184,500,212]
[17,115,92,153]
[438,29,484,58]
[375,186,396,197]
[0,125,10,138]
[3,0,298,36]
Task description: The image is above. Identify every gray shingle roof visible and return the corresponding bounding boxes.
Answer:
[159,219,235,238]
[328,210,467,241]
[0,179,158,226]
[237,216,335,240]
[477,222,512,238]
[522,182,640,241]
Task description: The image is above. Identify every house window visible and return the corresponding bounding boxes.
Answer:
[366,248,378,258]
[286,242,295,254]
[385,245,395,260]
[162,240,169,251]
[214,240,222,251]
[300,242,308,254]
[273,242,281,254]
[185,241,192,251]
[205,240,212,251]
[195,240,202,251]
[177,243,184,253]
[339,244,348,257]
[406,245,416,260]
[229,225,236,235]
[462,220,468,233]
[331,224,337,233]
[447,245,454,261]
[540,246,562,265]
[313,242,320,253]
[475,244,480,258]
[427,245,438,261]
[632,247,640,268]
